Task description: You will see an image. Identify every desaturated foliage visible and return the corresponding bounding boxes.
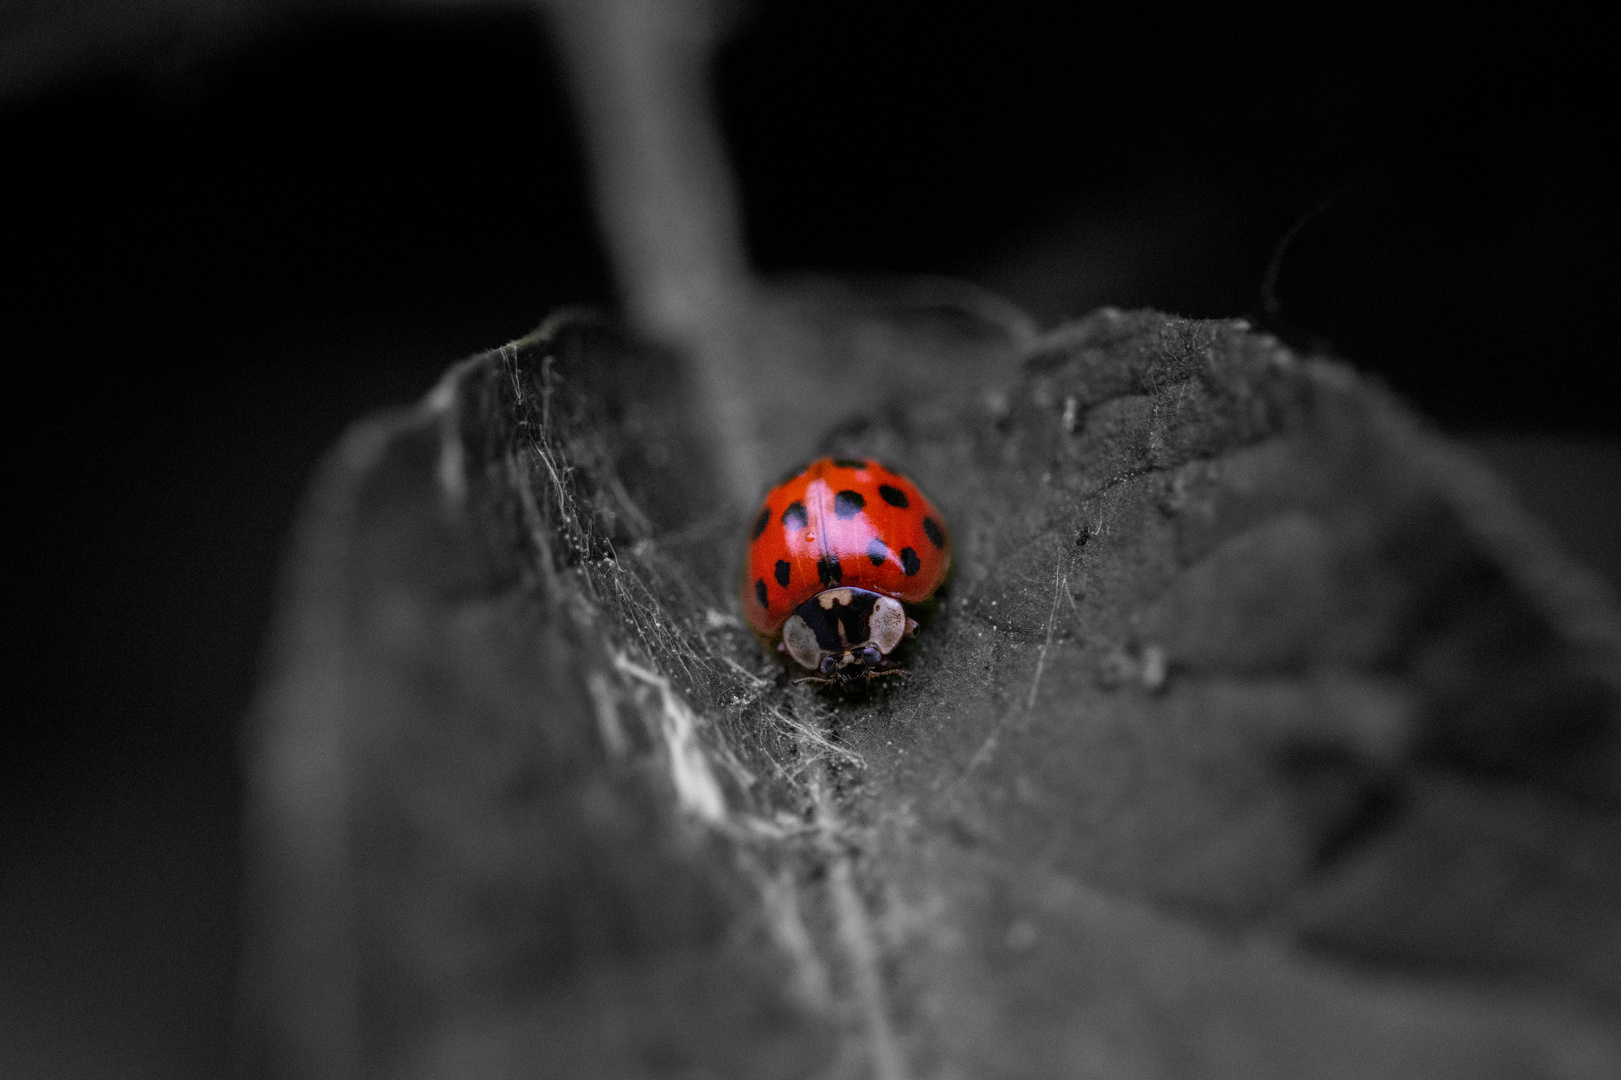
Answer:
[243,300,1621,1078]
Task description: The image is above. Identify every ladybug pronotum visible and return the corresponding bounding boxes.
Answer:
[741,457,952,683]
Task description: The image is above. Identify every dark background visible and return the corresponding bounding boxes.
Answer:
[3,3,1614,1076]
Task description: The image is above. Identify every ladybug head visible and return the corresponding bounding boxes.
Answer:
[779,587,916,684]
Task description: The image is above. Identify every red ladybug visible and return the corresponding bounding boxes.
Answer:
[742,457,952,683]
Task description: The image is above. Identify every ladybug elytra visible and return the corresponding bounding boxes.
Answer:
[741,457,951,683]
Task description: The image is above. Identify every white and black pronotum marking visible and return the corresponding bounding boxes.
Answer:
[779,586,917,683]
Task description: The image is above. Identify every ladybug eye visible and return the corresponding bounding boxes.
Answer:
[819,655,837,675]
[861,646,882,667]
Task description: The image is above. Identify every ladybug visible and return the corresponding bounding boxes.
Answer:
[741,457,952,684]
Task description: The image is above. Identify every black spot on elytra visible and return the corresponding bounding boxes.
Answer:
[755,579,768,607]
[817,556,842,586]
[775,559,791,587]
[751,507,770,541]
[900,547,921,576]
[834,490,866,517]
[878,484,909,508]
[832,457,868,470]
[781,501,808,530]
[922,516,945,549]
[866,539,887,565]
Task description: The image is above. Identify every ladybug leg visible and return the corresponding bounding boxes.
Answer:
[904,617,919,638]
